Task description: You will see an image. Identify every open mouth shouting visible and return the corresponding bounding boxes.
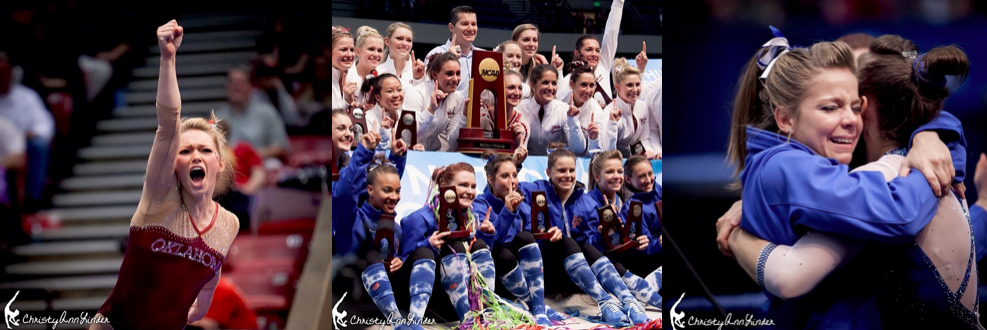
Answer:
[190,166,206,186]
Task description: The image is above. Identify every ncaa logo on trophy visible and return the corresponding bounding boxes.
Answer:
[457,50,517,154]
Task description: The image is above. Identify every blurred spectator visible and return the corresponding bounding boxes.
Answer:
[250,57,302,129]
[0,115,26,249]
[215,68,291,162]
[0,51,54,209]
[188,277,260,330]
[0,115,25,202]
[293,54,333,119]
[837,33,876,62]
[585,17,597,34]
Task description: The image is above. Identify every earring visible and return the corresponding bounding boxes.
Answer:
[786,128,793,143]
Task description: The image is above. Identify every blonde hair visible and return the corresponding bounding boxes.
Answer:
[356,26,383,48]
[383,22,413,60]
[354,26,383,66]
[588,150,623,192]
[495,40,519,53]
[611,58,641,85]
[180,112,235,197]
[331,26,353,49]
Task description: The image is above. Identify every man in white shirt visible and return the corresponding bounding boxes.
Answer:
[424,6,483,94]
[0,116,25,208]
[0,51,55,205]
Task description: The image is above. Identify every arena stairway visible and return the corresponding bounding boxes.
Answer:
[0,14,264,330]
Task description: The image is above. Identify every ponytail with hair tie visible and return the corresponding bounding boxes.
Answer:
[913,54,947,88]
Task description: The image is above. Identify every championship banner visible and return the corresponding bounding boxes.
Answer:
[384,151,662,221]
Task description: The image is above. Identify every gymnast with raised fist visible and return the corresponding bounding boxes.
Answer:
[91,20,241,330]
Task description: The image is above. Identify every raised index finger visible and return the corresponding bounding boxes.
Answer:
[642,41,647,54]
[551,46,557,60]
[411,50,417,61]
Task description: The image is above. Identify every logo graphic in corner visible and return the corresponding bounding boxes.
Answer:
[333,292,348,329]
[670,292,685,330]
[5,291,20,329]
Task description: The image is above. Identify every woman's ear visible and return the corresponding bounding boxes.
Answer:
[774,106,795,134]
[860,96,869,116]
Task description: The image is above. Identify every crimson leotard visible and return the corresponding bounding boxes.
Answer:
[96,104,239,329]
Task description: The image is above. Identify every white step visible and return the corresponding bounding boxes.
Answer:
[34,224,131,241]
[77,145,151,160]
[124,87,225,105]
[13,240,120,257]
[145,51,258,66]
[6,257,123,276]
[52,190,142,207]
[96,118,157,132]
[73,160,147,176]
[91,132,155,146]
[127,76,228,92]
[49,206,136,222]
[112,101,224,117]
[133,62,242,78]
[60,174,144,191]
[0,275,117,290]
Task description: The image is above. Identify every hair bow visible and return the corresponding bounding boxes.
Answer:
[367,157,387,173]
[758,26,791,80]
